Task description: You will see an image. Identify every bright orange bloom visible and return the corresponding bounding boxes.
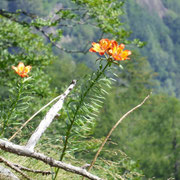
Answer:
[89,38,131,61]
[118,50,132,60]
[89,39,112,55]
[12,62,32,78]
[111,43,131,61]
[106,40,118,55]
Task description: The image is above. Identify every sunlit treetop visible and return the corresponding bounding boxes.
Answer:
[89,39,131,61]
[12,62,32,78]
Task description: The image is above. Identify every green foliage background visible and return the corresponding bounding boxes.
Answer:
[0,0,180,179]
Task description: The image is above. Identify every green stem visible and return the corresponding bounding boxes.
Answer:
[0,79,24,136]
[53,61,110,180]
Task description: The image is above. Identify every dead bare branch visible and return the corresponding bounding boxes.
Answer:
[9,94,63,141]
[0,139,103,180]
[25,80,76,151]
[84,93,151,179]
[13,163,52,175]
[0,156,32,180]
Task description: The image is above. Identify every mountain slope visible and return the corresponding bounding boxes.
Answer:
[136,0,167,18]
[126,0,180,97]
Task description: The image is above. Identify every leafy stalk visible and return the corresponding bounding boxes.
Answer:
[53,61,111,180]
[0,79,24,136]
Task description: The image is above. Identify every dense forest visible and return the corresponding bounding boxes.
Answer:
[0,0,179,180]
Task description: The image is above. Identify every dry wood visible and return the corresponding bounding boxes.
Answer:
[0,139,103,180]
[26,80,76,151]
[82,93,151,180]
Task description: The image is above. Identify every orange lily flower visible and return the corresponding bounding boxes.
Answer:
[12,62,32,78]
[106,40,119,56]
[89,38,132,61]
[111,43,131,61]
[89,39,112,55]
[118,50,132,60]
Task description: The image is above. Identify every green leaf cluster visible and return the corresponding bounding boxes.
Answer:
[0,15,56,139]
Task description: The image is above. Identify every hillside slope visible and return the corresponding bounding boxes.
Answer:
[126,0,180,97]
[136,0,167,18]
